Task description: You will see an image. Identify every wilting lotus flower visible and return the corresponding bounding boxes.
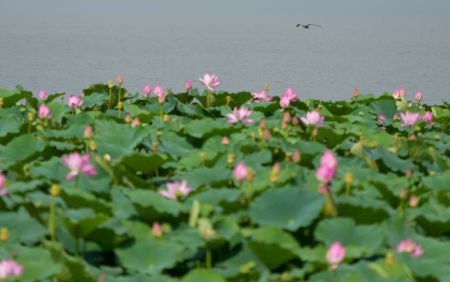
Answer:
[0,259,24,280]
[226,107,254,125]
[392,88,406,99]
[159,180,192,200]
[153,85,165,104]
[62,152,97,181]
[326,242,346,270]
[251,90,273,103]
[397,239,423,258]
[422,111,433,123]
[0,173,7,196]
[233,162,248,182]
[143,84,151,97]
[185,80,192,91]
[38,90,48,100]
[400,112,422,127]
[67,95,84,109]
[280,87,298,108]
[415,91,423,102]
[38,104,51,119]
[199,73,221,92]
[316,150,337,183]
[300,111,325,127]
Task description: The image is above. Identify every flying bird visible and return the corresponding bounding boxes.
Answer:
[296,24,321,29]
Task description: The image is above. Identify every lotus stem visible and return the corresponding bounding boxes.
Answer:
[206,249,212,269]
[108,87,112,110]
[118,87,122,118]
[48,199,55,241]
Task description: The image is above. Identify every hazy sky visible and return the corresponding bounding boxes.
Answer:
[1,0,450,23]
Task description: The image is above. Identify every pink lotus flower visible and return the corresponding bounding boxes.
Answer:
[300,111,325,127]
[116,74,123,85]
[315,150,337,183]
[0,173,7,196]
[409,195,419,207]
[62,152,97,181]
[233,162,248,182]
[400,112,422,127]
[353,88,359,97]
[67,95,84,109]
[38,90,48,100]
[251,90,273,103]
[38,104,51,119]
[280,87,298,108]
[422,111,433,123]
[199,73,221,92]
[397,239,423,258]
[326,242,346,270]
[226,107,254,125]
[0,259,23,280]
[153,85,165,104]
[159,180,192,200]
[143,84,151,97]
[185,80,192,91]
[415,91,423,102]
[393,88,406,99]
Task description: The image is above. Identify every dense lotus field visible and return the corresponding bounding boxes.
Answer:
[0,76,449,282]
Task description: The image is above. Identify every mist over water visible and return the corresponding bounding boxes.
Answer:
[1,0,449,103]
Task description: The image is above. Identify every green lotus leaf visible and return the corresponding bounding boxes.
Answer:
[249,187,325,231]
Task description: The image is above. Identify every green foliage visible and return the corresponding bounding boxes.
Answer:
[0,84,448,281]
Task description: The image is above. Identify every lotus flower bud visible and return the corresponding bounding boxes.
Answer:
[39,90,48,100]
[353,88,359,97]
[152,222,163,238]
[116,74,123,85]
[89,140,97,151]
[185,80,192,91]
[131,117,140,128]
[292,150,301,163]
[108,80,114,89]
[270,163,281,183]
[233,162,247,182]
[259,118,267,129]
[326,242,346,270]
[262,129,271,141]
[399,188,408,200]
[409,195,419,207]
[422,111,433,123]
[221,136,230,145]
[405,169,413,179]
[124,114,132,123]
[143,84,151,97]
[83,125,93,139]
[38,104,51,119]
[415,91,422,102]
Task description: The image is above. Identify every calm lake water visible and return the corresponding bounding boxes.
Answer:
[0,11,449,104]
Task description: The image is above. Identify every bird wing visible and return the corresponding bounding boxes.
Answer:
[308,24,321,27]
[296,24,302,27]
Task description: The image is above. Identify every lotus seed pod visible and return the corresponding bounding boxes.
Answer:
[344,172,353,185]
[385,252,395,265]
[163,114,170,122]
[199,152,206,162]
[89,140,97,151]
[50,183,61,197]
[108,80,114,89]
[0,228,9,241]
[227,153,235,165]
[226,96,231,106]
[117,101,123,110]
[264,82,270,93]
